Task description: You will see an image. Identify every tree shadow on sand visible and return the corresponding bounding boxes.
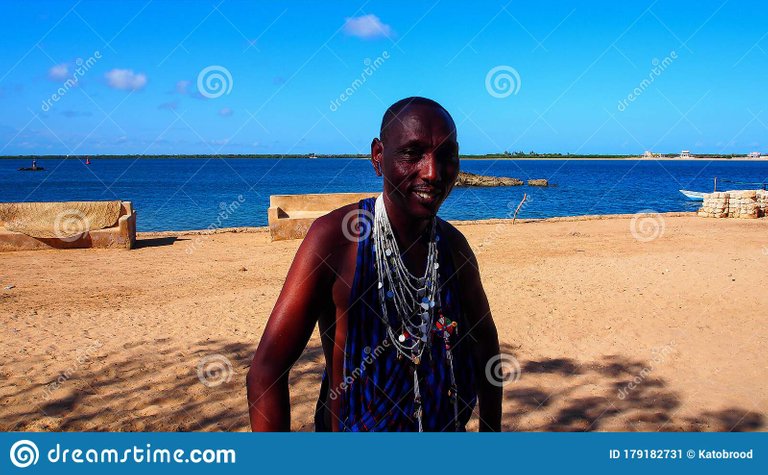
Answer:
[497,343,764,432]
[1,339,763,432]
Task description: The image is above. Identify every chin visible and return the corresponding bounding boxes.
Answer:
[407,195,442,218]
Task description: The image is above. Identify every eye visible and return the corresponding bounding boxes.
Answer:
[401,148,423,159]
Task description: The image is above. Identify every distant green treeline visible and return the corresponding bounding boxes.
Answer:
[0,152,754,159]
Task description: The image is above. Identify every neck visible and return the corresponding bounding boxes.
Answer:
[382,193,431,248]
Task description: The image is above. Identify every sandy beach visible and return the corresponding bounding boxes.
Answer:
[1,215,766,432]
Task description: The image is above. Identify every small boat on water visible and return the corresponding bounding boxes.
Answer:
[19,159,44,171]
[679,189,706,200]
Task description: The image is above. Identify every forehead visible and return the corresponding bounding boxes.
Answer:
[388,105,456,144]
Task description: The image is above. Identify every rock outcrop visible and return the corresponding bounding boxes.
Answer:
[527,179,549,187]
[455,171,523,187]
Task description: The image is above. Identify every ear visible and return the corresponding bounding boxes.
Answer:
[370,138,383,176]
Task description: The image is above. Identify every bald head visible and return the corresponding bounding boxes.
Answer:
[379,97,456,143]
[371,97,460,219]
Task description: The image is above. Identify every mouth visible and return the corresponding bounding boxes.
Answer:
[411,187,442,205]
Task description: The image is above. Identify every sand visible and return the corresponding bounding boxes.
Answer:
[1,215,766,432]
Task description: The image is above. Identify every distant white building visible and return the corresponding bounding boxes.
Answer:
[748,151,761,158]
[679,150,691,159]
[643,151,653,158]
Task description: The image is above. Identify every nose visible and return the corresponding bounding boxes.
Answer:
[421,152,439,184]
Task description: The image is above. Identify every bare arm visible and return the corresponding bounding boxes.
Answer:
[246,218,336,431]
[451,229,502,431]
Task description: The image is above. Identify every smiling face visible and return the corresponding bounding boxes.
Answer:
[371,102,460,219]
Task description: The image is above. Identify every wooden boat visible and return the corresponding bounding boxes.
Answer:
[18,167,45,171]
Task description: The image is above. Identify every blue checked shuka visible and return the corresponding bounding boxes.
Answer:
[315,197,477,431]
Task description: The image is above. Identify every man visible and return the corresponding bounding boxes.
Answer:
[247,97,501,431]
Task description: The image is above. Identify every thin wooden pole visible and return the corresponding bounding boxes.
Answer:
[512,193,527,224]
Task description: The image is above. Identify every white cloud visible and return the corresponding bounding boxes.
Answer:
[218,107,233,117]
[48,64,69,80]
[105,69,147,90]
[343,14,392,39]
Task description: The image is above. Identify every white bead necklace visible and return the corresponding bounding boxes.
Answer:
[372,194,459,431]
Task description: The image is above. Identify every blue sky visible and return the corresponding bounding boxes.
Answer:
[0,0,766,155]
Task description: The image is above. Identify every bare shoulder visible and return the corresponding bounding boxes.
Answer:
[303,202,362,256]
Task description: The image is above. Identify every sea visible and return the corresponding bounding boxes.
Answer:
[3,158,767,232]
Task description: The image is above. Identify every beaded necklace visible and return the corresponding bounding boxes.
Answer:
[372,194,459,431]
